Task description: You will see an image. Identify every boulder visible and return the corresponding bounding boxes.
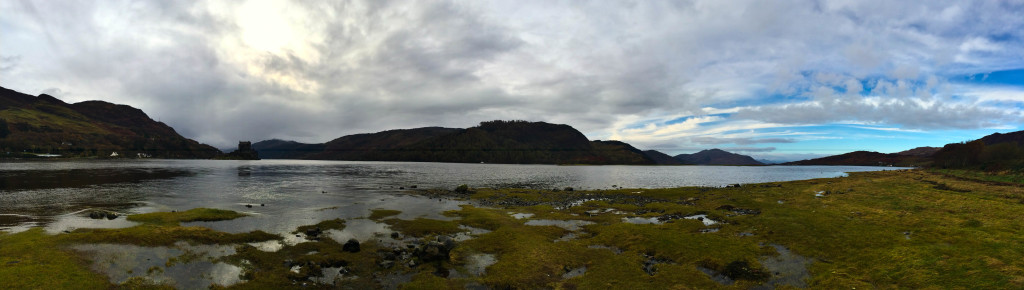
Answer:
[343,239,361,253]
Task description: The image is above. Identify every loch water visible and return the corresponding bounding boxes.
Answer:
[1,159,905,234]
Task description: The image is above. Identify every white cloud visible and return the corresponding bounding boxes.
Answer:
[0,0,1022,148]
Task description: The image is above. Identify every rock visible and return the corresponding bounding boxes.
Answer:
[417,241,452,262]
[399,187,405,190]
[455,184,469,193]
[88,210,117,220]
[343,239,361,253]
[722,260,769,281]
[305,227,322,238]
[716,205,736,211]
[410,185,418,189]
[390,232,401,239]
[245,204,253,208]
[378,260,395,269]
[563,187,574,191]
[437,236,456,250]
[260,203,265,206]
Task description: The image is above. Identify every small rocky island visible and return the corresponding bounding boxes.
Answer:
[217,141,260,160]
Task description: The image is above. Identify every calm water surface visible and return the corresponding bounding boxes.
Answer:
[0,159,903,234]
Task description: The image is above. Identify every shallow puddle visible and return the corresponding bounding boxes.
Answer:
[524,219,595,231]
[562,266,587,279]
[510,212,534,219]
[622,216,662,224]
[683,214,718,226]
[45,212,139,234]
[326,218,392,243]
[247,240,284,252]
[758,244,812,288]
[71,242,242,289]
[464,253,497,276]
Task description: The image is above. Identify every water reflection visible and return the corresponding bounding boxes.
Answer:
[71,242,242,289]
[1,160,904,234]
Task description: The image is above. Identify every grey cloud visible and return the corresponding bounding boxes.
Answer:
[735,99,1021,130]
[2,0,1023,148]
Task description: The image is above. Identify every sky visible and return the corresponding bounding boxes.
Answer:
[2,0,1024,161]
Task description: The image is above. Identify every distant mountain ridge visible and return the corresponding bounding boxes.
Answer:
[783,150,932,166]
[0,86,220,158]
[674,149,764,165]
[257,120,655,164]
[642,150,684,165]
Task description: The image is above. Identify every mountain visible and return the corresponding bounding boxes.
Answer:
[263,120,655,165]
[0,86,220,158]
[252,139,326,159]
[978,131,1024,146]
[897,146,941,157]
[932,130,1024,170]
[674,149,764,165]
[642,150,683,165]
[784,151,911,166]
[309,127,461,160]
[785,146,940,166]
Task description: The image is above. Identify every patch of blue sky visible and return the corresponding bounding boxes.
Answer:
[979,100,1024,110]
[957,68,1024,87]
[663,113,731,125]
[765,124,1016,154]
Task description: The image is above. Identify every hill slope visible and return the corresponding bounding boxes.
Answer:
[642,150,684,165]
[252,139,326,159]
[271,120,655,165]
[0,86,220,158]
[674,149,764,165]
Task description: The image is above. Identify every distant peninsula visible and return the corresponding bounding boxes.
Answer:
[253,120,767,166]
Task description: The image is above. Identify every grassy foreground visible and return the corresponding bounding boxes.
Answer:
[1,169,1022,289]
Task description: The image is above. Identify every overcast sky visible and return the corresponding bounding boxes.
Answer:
[3,0,1024,161]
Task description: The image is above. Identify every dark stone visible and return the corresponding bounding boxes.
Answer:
[722,260,769,281]
[305,227,322,238]
[343,239,361,253]
[716,205,736,211]
[417,241,452,262]
[104,212,118,220]
[378,260,395,269]
[563,187,574,191]
[399,187,405,190]
[88,211,104,219]
[260,203,265,206]
[410,185,418,189]
[245,204,253,208]
[390,232,401,239]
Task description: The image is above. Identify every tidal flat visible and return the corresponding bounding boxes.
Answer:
[1,169,1022,289]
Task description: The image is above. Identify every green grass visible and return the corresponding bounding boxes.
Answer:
[0,228,111,289]
[294,218,346,234]
[127,208,248,225]
[368,209,403,220]
[931,168,1024,184]
[383,218,463,237]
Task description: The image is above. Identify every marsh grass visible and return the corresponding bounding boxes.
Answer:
[3,171,1023,288]
[368,209,403,220]
[127,208,248,225]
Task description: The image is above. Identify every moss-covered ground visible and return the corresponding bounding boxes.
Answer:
[2,170,1023,289]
